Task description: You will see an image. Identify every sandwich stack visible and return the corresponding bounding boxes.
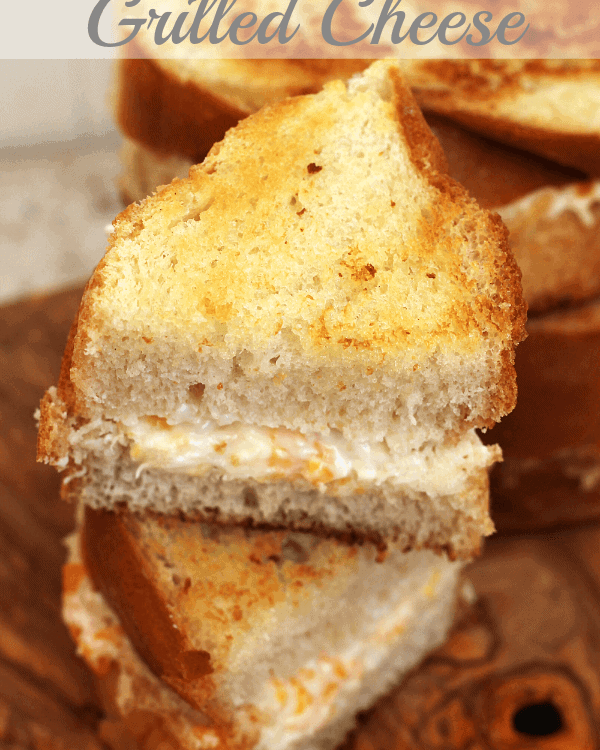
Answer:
[38,61,525,750]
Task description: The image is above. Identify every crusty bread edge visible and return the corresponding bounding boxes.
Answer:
[116,58,246,164]
[63,529,252,750]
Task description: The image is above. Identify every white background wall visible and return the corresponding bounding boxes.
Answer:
[0,60,114,147]
[0,60,122,304]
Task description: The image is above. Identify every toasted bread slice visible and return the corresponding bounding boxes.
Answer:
[64,508,464,750]
[398,60,600,175]
[115,58,369,205]
[123,122,600,316]
[39,61,525,554]
[43,61,525,434]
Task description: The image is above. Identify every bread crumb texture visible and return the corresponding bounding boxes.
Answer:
[69,60,524,440]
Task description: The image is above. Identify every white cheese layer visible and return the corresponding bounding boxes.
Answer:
[121,416,497,494]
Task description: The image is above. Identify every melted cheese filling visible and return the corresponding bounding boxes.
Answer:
[122,416,495,493]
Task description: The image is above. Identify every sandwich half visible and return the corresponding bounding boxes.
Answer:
[64,506,465,750]
[38,61,525,557]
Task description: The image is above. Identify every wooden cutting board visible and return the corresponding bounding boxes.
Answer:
[0,287,106,749]
[2,285,600,750]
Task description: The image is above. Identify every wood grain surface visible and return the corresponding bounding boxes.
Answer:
[2,285,600,749]
[0,287,106,750]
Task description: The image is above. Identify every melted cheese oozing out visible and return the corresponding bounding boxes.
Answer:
[122,417,494,492]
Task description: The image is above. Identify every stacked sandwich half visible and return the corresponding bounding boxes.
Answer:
[38,61,525,750]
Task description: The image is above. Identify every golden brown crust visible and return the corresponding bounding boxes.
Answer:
[82,508,212,688]
[64,581,246,750]
[36,389,68,465]
[381,70,524,398]
[81,507,238,735]
[40,256,114,430]
[389,70,449,179]
[36,309,82,463]
[113,57,595,320]
[404,60,600,175]
[36,63,514,564]
[414,60,600,101]
[55,308,83,415]
[85,63,526,373]
[120,120,600,317]
[117,98,600,317]
[392,79,526,424]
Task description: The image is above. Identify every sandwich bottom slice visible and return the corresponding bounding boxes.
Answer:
[64,506,466,750]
